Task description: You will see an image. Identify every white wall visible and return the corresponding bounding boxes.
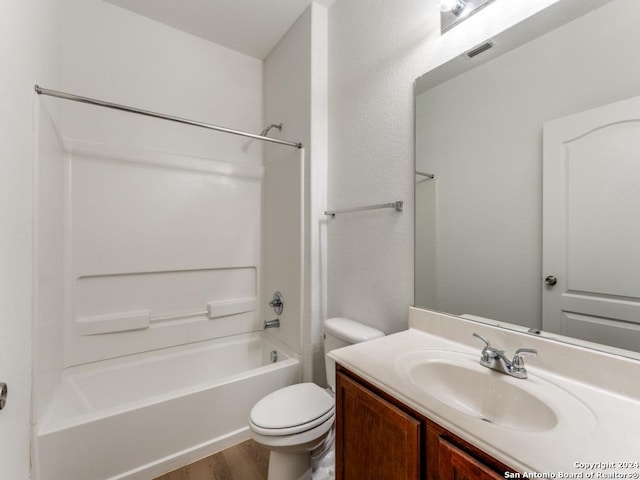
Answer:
[264,3,328,383]
[308,5,329,384]
[326,0,563,334]
[0,0,60,477]
[263,7,312,374]
[58,0,263,164]
[262,149,304,354]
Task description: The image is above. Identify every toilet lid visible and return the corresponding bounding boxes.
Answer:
[250,383,334,436]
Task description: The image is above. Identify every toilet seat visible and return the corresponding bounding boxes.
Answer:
[249,383,334,436]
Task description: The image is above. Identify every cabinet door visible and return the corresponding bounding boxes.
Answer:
[336,371,421,480]
[438,437,504,480]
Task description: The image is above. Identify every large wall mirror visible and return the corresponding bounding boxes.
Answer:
[415,0,640,358]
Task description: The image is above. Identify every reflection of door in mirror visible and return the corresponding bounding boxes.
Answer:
[543,95,640,352]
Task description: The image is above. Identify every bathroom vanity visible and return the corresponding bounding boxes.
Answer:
[336,365,513,479]
[330,307,640,479]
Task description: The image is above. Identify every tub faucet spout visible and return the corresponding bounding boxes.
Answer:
[263,319,280,330]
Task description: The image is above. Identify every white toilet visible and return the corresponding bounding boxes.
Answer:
[249,317,385,480]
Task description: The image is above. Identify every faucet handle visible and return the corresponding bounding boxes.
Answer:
[473,333,494,365]
[472,332,491,348]
[512,348,537,369]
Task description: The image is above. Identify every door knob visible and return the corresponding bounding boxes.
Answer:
[545,275,558,286]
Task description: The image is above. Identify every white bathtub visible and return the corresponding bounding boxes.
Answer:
[35,332,300,480]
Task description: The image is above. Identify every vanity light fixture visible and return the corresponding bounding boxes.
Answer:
[439,0,466,15]
[439,0,495,33]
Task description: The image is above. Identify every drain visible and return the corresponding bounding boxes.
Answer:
[270,350,278,363]
[481,417,492,423]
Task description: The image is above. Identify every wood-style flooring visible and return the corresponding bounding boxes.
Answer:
[153,440,269,480]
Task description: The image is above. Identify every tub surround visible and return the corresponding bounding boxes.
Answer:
[329,307,640,475]
[34,86,306,480]
[36,333,300,480]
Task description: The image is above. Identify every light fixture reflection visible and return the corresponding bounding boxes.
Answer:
[439,0,495,33]
[439,0,466,15]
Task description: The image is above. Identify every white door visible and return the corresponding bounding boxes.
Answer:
[543,95,640,352]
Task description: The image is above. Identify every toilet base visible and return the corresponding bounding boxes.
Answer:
[251,412,334,480]
[268,450,312,480]
[311,448,335,480]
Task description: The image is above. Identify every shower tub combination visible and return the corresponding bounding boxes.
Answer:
[35,333,300,480]
[34,87,305,480]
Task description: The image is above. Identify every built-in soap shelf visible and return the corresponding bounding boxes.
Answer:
[74,267,256,339]
[76,310,151,336]
[206,298,256,319]
[76,297,257,336]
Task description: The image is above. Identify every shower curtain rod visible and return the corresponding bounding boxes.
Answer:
[34,85,303,149]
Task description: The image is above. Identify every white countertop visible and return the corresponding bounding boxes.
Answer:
[329,307,640,476]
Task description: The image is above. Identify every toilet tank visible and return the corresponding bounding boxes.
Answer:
[323,317,385,391]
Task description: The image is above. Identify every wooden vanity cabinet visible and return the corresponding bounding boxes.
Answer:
[429,425,507,480]
[335,370,421,479]
[335,366,516,480]
[437,438,504,480]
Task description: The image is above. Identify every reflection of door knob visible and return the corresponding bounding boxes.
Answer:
[545,275,558,286]
[0,382,7,410]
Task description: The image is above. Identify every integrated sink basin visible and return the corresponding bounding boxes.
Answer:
[409,358,556,431]
[397,350,597,434]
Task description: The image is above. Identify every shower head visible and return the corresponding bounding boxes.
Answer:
[260,123,283,137]
[241,123,284,153]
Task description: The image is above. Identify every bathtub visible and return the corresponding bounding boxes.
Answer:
[35,332,300,480]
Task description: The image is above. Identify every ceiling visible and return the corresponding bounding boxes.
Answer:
[103,0,335,60]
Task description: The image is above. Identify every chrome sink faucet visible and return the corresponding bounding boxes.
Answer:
[472,333,537,379]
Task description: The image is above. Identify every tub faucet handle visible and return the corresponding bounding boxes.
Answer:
[268,291,284,315]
